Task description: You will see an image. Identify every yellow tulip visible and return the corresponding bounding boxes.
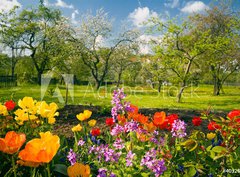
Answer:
[72,124,83,132]
[76,113,85,121]
[207,133,216,140]
[76,110,92,121]
[37,101,58,123]
[0,104,8,116]
[67,163,90,177]
[83,110,92,119]
[14,109,29,125]
[18,97,35,110]
[48,117,56,124]
[88,119,97,127]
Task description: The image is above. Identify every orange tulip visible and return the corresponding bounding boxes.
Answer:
[153,112,166,127]
[18,131,60,166]
[136,132,149,142]
[144,122,157,132]
[67,163,90,177]
[0,131,26,154]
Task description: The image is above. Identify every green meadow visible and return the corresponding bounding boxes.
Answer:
[1,84,239,111]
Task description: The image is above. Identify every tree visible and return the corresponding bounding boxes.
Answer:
[141,55,168,93]
[15,2,64,84]
[72,9,139,89]
[190,4,240,95]
[151,19,209,102]
[0,7,23,78]
[111,44,138,87]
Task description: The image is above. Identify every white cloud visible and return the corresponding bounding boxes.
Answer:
[55,0,74,9]
[43,0,50,6]
[71,9,79,24]
[138,35,161,54]
[181,1,209,13]
[0,0,21,12]
[164,0,179,8]
[128,7,158,27]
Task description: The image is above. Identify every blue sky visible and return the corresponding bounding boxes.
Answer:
[2,0,240,29]
[1,0,239,54]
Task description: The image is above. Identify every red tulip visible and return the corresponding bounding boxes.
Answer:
[208,121,221,131]
[4,100,16,111]
[192,117,202,126]
[105,118,114,127]
[228,110,240,120]
[91,128,101,136]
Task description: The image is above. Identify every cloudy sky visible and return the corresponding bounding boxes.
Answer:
[1,0,239,54]
[2,0,240,26]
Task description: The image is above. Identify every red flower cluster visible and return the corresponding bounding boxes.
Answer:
[4,100,16,111]
[192,117,202,126]
[207,121,221,131]
[228,110,240,122]
[91,128,101,136]
[105,118,114,127]
[158,114,179,130]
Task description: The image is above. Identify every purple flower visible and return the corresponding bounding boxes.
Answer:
[111,88,132,121]
[97,168,107,177]
[104,148,121,162]
[126,150,135,167]
[124,120,139,132]
[110,173,116,177]
[67,149,77,165]
[171,119,187,138]
[111,124,124,136]
[153,130,159,136]
[113,138,124,150]
[150,137,159,144]
[78,139,85,146]
[89,144,121,163]
[151,159,167,177]
[140,148,157,167]
[141,149,167,176]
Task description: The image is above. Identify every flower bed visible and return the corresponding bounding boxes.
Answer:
[0,89,239,177]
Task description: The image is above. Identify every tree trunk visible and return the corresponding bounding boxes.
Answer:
[177,85,185,103]
[37,71,43,85]
[95,80,101,90]
[158,80,162,93]
[213,77,221,96]
[11,48,15,79]
[11,64,15,79]
[116,71,122,87]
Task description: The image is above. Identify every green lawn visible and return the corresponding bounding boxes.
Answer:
[0,84,240,111]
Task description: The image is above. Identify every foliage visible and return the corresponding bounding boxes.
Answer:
[1,88,239,176]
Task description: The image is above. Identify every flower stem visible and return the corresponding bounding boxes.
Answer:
[47,163,51,177]
[11,156,17,177]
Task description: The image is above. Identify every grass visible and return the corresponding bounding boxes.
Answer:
[0,84,239,111]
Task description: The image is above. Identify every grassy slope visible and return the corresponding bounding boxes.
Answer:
[0,84,239,111]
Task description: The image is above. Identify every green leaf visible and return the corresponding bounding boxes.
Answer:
[188,167,197,176]
[211,146,227,153]
[53,164,68,176]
